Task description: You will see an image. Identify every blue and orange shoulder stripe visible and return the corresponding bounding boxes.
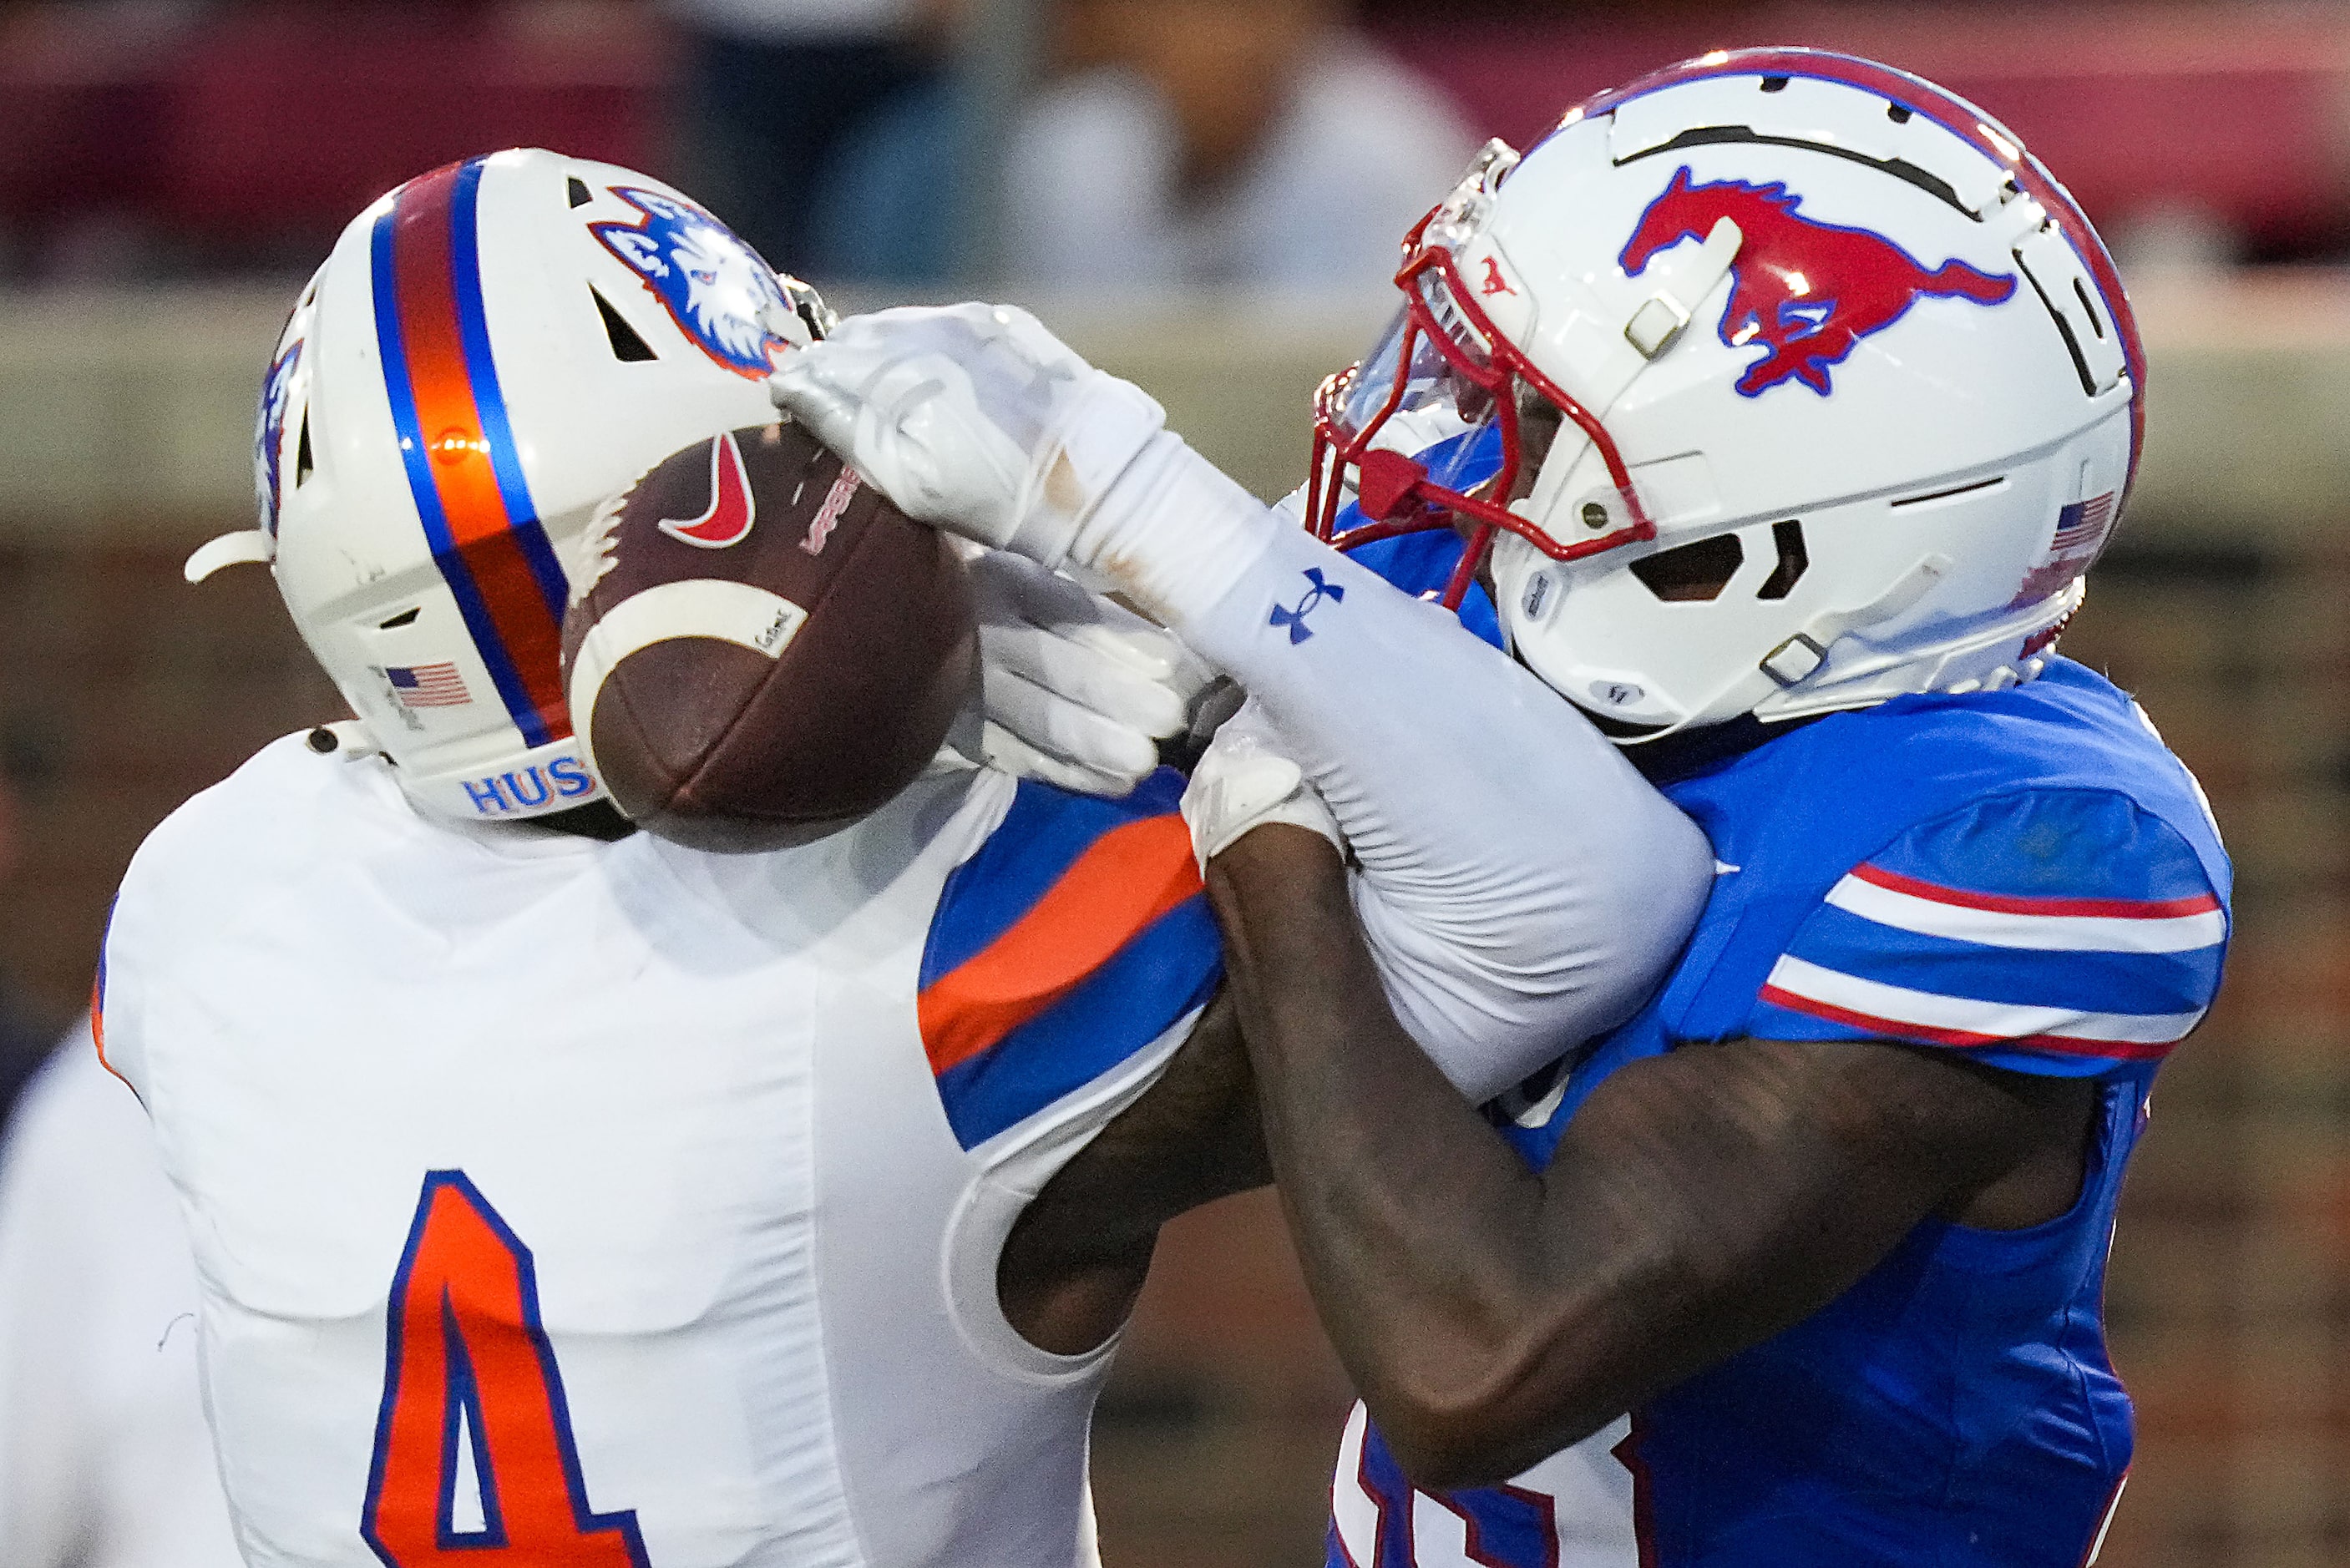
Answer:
[89,897,139,1098]
[919,769,1221,1149]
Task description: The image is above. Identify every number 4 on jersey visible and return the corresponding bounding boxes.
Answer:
[362,1171,651,1567]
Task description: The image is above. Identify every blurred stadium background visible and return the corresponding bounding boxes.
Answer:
[2,1,2347,1563]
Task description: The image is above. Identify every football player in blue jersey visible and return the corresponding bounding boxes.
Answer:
[775,43,2230,1568]
[1178,50,2226,1567]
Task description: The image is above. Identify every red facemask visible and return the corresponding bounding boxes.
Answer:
[1305,211,1655,609]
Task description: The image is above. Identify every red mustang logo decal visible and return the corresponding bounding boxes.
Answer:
[1620,165,2017,397]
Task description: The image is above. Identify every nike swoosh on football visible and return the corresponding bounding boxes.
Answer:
[659,431,756,549]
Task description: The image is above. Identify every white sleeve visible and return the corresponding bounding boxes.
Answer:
[0,1028,244,1568]
[768,310,1715,1099]
[1122,458,1715,1104]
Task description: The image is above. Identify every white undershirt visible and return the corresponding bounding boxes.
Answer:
[0,1025,242,1568]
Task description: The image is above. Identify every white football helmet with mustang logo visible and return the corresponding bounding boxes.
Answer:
[1308,48,2140,742]
[188,149,826,822]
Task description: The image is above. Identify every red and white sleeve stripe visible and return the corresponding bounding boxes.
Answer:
[1824,864,2225,954]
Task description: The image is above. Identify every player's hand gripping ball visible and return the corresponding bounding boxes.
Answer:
[562,421,977,852]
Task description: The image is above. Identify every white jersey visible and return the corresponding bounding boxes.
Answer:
[97,735,1223,1568]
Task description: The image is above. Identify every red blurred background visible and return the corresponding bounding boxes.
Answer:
[2,4,2343,1565]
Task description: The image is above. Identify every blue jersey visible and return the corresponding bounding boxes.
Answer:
[1329,535,2230,1567]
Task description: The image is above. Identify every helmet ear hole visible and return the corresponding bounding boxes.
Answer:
[1757,519,1808,600]
[1629,534,1744,602]
[294,412,314,488]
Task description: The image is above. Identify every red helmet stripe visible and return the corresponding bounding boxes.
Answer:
[372,158,571,747]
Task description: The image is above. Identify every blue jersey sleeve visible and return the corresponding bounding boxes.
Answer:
[1745,789,2228,1076]
[918,768,1222,1148]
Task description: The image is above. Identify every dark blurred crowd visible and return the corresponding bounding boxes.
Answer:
[0,0,1479,291]
[671,0,1472,288]
[5,0,2345,287]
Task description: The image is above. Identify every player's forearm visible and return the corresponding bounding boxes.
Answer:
[771,311,1710,1094]
[1122,449,1713,1101]
[1207,827,1614,1480]
[1208,830,1991,1490]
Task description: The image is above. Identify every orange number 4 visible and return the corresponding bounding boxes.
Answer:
[362,1171,650,1567]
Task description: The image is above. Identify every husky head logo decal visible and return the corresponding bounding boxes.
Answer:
[254,338,304,535]
[591,188,798,379]
[659,431,757,549]
[1621,166,2017,398]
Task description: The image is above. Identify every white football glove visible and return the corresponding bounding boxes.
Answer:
[968,545,1213,797]
[769,303,1166,570]
[1178,699,1343,874]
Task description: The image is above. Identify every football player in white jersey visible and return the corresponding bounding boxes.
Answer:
[99,149,1709,1566]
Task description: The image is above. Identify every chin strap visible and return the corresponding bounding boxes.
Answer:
[1757,554,1952,689]
[1623,216,1744,365]
[1755,562,2085,726]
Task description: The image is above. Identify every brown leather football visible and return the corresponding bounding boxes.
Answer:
[561,420,976,852]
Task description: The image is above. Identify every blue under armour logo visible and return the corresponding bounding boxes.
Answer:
[1269,568,1345,644]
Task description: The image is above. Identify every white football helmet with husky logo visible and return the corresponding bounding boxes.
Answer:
[189,148,830,822]
[1307,48,2141,742]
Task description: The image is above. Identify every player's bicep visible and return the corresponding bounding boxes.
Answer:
[999,989,1268,1354]
[1555,1034,2086,1282]
[1487,1034,2083,1469]
[1026,987,1268,1240]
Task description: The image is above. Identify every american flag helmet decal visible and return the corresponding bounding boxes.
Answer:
[2051,493,2115,555]
[385,662,473,710]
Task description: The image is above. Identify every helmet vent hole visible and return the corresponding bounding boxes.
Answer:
[1760,76,1790,93]
[567,177,592,209]
[1629,535,1744,602]
[1887,104,1913,124]
[1893,475,2007,509]
[1629,129,1967,215]
[294,412,314,487]
[1757,519,1808,600]
[590,287,658,362]
[2072,278,2106,340]
[377,607,421,630]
